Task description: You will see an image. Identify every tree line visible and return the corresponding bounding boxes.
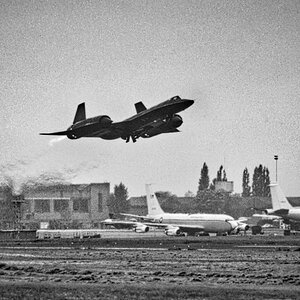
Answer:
[198,162,270,197]
[108,163,271,216]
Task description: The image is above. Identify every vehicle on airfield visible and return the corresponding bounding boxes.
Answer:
[102,184,249,236]
[265,183,300,222]
[36,229,102,239]
[40,96,194,143]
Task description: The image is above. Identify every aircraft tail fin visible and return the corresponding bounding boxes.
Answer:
[73,103,86,124]
[145,184,164,216]
[135,102,147,114]
[269,183,292,211]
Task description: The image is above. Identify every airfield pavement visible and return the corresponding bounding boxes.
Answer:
[0,231,299,299]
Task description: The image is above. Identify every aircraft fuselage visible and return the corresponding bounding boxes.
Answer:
[147,213,234,234]
[287,209,300,221]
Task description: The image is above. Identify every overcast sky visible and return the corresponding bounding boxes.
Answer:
[1,0,299,197]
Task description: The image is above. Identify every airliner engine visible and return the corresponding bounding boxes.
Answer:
[264,209,275,215]
[227,220,239,230]
[227,220,249,233]
[237,223,250,231]
[165,227,181,236]
[134,224,149,233]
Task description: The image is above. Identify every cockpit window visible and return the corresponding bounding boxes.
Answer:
[170,96,181,101]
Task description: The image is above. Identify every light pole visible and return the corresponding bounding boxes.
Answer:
[274,155,278,182]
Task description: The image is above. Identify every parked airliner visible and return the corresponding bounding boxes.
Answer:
[265,183,300,222]
[103,184,249,236]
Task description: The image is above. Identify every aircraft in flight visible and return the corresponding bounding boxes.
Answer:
[103,184,249,236]
[40,96,194,143]
[265,183,300,222]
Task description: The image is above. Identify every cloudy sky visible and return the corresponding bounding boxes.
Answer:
[1,0,299,196]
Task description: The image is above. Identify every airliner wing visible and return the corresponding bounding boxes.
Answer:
[272,209,289,216]
[101,219,205,235]
[120,213,145,219]
[101,219,151,233]
[101,219,138,228]
[120,213,156,222]
[143,222,205,235]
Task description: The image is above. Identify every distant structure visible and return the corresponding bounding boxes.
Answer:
[21,183,110,229]
[0,186,24,229]
[215,181,234,193]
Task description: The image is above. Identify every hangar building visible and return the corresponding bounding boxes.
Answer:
[22,183,110,229]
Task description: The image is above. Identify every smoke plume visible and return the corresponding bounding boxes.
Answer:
[49,136,67,146]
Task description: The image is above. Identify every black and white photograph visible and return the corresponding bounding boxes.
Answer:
[0,0,300,299]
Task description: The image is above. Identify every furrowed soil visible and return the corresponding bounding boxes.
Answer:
[0,235,299,299]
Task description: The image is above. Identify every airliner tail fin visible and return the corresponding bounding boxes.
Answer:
[145,184,164,216]
[269,183,292,211]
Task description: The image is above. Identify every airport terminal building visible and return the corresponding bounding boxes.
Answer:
[21,183,110,229]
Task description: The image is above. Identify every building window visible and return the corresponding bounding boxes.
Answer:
[54,199,69,212]
[73,198,88,213]
[98,193,103,212]
[34,199,50,213]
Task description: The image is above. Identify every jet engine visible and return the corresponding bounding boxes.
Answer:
[165,227,181,236]
[264,209,275,215]
[96,115,113,127]
[67,132,79,139]
[134,224,149,233]
[168,114,183,128]
[227,220,239,230]
[140,114,183,138]
[237,223,250,231]
[227,220,250,233]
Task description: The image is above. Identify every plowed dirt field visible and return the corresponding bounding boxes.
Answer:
[0,234,299,299]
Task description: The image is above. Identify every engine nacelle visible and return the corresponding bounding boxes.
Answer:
[67,133,79,139]
[227,220,250,234]
[98,115,113,127]
[237,223,250,231]
[168,114,183,128]
[264,209,275,215]
[227,220,239,231]
[134,224,149,233]
[140,114,183,138]
[165,227,181,236]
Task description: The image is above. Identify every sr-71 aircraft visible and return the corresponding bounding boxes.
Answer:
[264,183,300,222]
[40,96,194,143]
[102,184,249,236]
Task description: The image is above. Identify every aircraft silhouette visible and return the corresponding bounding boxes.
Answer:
[40,96,194,143]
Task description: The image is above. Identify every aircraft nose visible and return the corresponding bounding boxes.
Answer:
[184,99,194,107]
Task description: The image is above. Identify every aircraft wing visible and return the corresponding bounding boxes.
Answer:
[101,219,138,228]
[120,213,157,222]
[142,222,205,235]
[272,209,289,216]
[101,218,205,235]
[101,219,151,233]
[119,213,144,219]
